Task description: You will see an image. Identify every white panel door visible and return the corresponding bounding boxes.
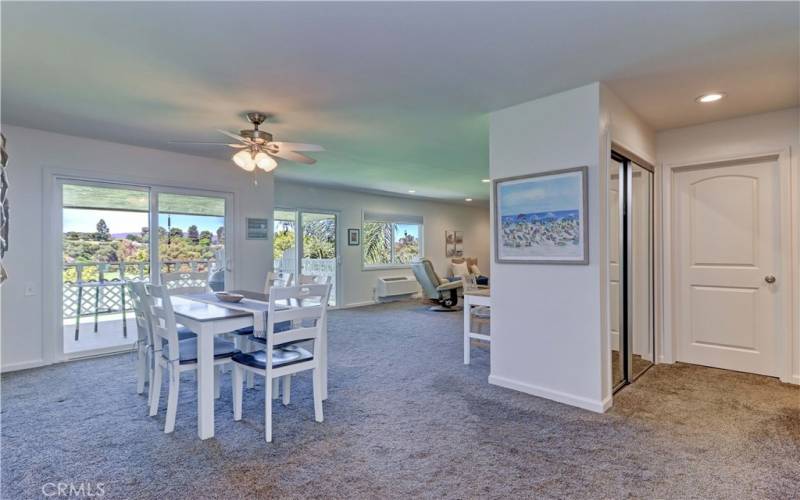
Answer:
[675,159,781,376]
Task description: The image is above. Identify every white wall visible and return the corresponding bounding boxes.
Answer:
[600,83,656,165]
[274,181,490,307]
[656,107,800,384]
[489,83,609,412]
[0,126,274,372]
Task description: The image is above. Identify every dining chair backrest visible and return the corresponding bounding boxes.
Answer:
[297,274,332,285]
[128,282,153,346]
[144,284,181,361]
[264,271,293,295]
[263,284,331,355]
[161,271,209,295]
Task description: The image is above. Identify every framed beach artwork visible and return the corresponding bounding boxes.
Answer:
[494,166,588,264]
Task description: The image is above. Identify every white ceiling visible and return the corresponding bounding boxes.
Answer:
[2,2,797,201]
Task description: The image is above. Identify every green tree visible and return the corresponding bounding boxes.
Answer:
[187,225,199,240]
[169,227,184,239]
[216,226,225,244]
[363,222,392,265]
[95,219,111,241]
[273,230,295,258]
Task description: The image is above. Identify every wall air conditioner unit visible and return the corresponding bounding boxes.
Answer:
[376,276,418,299]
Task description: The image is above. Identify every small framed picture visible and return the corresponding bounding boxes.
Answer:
[347,228,360,246]
[246,217,270,240]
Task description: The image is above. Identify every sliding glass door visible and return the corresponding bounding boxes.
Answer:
[273,208,338,306]
[155,191,229,290]
[58,179,232,357]
[61,180,150,355]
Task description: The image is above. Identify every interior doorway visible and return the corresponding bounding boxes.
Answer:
[609,151,655,392]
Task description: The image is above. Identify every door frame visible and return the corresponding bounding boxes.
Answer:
[273,206,342,308]
[661,148,793,383]
[44,167,238,363]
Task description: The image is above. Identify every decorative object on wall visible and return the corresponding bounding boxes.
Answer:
[0,132,8,285]
[494,166,588,264]
[445,230,464,257]
[347,228,360,246]
[454,231,463,257]
[246,217,270,240]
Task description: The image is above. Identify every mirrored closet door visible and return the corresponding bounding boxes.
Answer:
[609,151,655,391]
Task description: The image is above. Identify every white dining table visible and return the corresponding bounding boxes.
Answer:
[171,292,329,440]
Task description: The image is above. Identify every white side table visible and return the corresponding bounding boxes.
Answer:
[463,288,490,364]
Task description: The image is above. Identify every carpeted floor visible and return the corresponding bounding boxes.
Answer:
[2,301,798,499]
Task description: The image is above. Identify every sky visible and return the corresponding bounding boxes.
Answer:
[498,171,583,216]
[63,208,225,235]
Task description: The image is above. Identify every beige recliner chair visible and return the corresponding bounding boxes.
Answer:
[411,258,463,311]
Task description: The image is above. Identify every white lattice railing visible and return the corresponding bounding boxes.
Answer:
[62,260,217,319]
[273,256,337,301]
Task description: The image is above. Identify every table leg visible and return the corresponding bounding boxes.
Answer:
[120,285,127,338]
[196,325,215,440]
[94,286,100,333]
[74,286,83,341]
[463,298,471,365]
[321,313,328,400]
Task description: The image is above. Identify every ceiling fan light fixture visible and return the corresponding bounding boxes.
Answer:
[233,149,256,171]
[255,152,278,172]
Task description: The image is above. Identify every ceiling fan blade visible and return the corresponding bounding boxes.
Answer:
[217,129,252,144]
[168,141,246,148]
[268,141,325,152]
[269,150,316,165]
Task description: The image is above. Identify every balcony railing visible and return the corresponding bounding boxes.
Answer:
[62,260,217,319]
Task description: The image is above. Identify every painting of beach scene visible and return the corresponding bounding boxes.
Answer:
[494,167,588,264]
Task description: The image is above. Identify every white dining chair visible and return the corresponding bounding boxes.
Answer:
[145,283,240,433]
[160,270,209,295]
[264,271,293,295]
[297,273,331,285]
[127,282,153,397]
[231,283,331,442]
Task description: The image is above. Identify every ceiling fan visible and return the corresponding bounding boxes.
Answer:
[170,112,324,173]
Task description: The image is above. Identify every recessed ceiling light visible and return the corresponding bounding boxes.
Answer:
[481,179,491,183]
[408,189,416,194]
[696,92,726,103]
[465,198,473,202]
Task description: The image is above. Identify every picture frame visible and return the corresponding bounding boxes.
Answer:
[454,231,463,257]
[246,217,270,240]
[494,166,588,264]
[347,228,360,246]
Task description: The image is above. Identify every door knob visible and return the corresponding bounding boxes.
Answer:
[764,275,776,284]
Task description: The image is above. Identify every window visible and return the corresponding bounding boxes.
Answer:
[363,212,423,267]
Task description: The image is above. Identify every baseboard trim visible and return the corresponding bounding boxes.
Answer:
[781,374,800,385]
[1,359,50,373]
[339,300,378,309]
[488,374,611,413]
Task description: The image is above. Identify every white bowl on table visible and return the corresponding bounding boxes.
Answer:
[214,291,244,303]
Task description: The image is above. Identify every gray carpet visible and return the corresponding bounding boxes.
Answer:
[2,301,798,499]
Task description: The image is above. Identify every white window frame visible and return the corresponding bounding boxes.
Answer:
[361,211,424,270]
